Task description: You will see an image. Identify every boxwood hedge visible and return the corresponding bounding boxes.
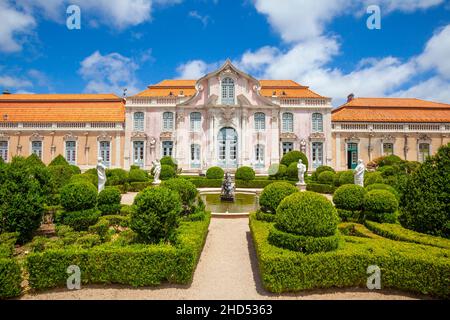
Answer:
[0,258,22,299]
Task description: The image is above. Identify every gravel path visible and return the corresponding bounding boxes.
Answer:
[21,218,422,300]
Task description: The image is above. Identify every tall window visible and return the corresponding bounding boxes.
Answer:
[190,112,201,132]
[0,141,8,161]
[312,142,324,169]
[254,112,266,131]
[255,144,265,168]
[282,142,293,155]
[162,141,173,157]
[282,113,294,133]
[419,143,430,163]
[99,141,111,166]
[383,143,394,156]
[312,113,323,133]
[65,141,76,165]
[222,77,235,105]
[133,112,144,132]
[31,141,43,159]
[133,141,144,167]
[163,112,174,131]
[191,144,201,168]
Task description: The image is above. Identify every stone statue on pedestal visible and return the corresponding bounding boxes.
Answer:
[97,157,107,193]
[297,159,306,186]
[354,159,366,187]
[152,159,161,185]
[220,172,235,202]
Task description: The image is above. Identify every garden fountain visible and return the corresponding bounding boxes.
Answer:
[220,172,235,202]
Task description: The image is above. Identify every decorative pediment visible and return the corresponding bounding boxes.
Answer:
[418,134,431,142]
[345,134,360,143]
[381,134,396,143]
[132,131,148,140]
[0,132,9,140]
[97,132,112,141]
[160,132,173,139]
[30,132,44,141]
[280,132,298,140]
[309,132,325,141]
[63,132,78,141]
[237,94,251,107]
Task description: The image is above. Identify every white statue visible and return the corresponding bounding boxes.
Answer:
[354,159,366,187]
[297,159,306,185]
[152,159,161,185]
[96,157,107,192]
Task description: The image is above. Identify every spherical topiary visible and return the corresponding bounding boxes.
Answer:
[366,183,399,200]
[379,155,402,167]
[160,156,178,170]
[269,164,287,180]
[106,168,129,186]
[333,184,367,211]
[399,144,450,237]
[318,171,335,185]
[98,187,122,215]
[364,171,384,186]
[235,166,256,181]
[259,182,298,214]
[276,192,339,237]
[161,178,198,211]
[60,182,98,212]
[333,171,342,187]
[286,162,300,180]
[160,164,176,180]
[61,208,100,231]
[206,166,224,179]
[281,151,309,169]
[312,166,335,181]
[339,170,354,185]
[128,168,149,182]
[364,190,398,223]
[131,186,182,243]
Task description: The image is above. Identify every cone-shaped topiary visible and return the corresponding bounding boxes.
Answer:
[49,155,69,166]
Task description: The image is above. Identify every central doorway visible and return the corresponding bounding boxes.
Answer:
[218,127,238,169]
[347,143,358,169]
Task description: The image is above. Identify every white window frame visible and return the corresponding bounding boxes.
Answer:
[312,113,323,133]
[133,141,145,167]
[383,142,394,156]
[65,140,77,165]
[312,142,324,169]
[418,143,430,163]
[190,112,202,132]
[163,112,174,131]
[282,112,294,133]
[162,141,174,157]
[255,144,265,168]
[221,77,235,105]
[99,141,111,167]
[0,140,8,162]
[254,112,266,132]
[31,140,43,159]
[133,112,145,132]
[190,144,201,168]
[282,142,294,155]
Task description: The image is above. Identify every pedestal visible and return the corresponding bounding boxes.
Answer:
[296,183,307,192]
[152,180,161,185]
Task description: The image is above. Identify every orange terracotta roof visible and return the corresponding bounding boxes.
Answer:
[0,94,125,122]
[332,98,450,123]
[134,79,325,99]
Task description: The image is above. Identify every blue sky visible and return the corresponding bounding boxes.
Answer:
[1,0,450,106]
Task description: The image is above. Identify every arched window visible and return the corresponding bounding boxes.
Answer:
[282,112,294,133]
[163,112,174,131]
[190,112,202,132]
[133,112,144,132]
[222,77,235,105]
[254,112,266,131]
[312,113,323,133]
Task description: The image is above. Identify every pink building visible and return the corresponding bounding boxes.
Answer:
[124,61,333,173]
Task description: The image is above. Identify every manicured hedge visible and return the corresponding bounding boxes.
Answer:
[306,183,335,194]
[129,182,153,192]
[365,221,450,250]
[206,167,224,180]
[235,166,256,181]
[26,213,211,290]
[338,223,383,239]
[189,179,222,188]
[250,214,450,298]
[0,258,22,299]
[236,179,295,189]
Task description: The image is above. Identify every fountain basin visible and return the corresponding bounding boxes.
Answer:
[200,192,259,215]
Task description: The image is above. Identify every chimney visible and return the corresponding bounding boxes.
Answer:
[347,93,355,102]
[3,89,11,95]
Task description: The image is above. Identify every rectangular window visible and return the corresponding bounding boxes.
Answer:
[282,113,293,133]
[162,141,173,157]
[191,144,200,168]
[190,113,201,132]
[99,141,111,166]
[133,141,144,167]
[383,143,394,156]
[282,142,293,155]
[134,112,144,132]
[31,141,43,159]
[0,141,8,162]
[419,143,430,163]
[163,112,174,131]
[255,144,265,168]
[65,141,77,165]
[312,142,324,169]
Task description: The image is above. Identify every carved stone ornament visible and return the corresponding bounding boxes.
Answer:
[176,113,185,123]
[381,134,396,143]
[300,139,307,153]
[131,131,148,140]
[160,132,173,139]
[345,134,360,143]
[97,132,112,141]
[280,132,298,140]
[0,132,10,140]
[30,132,44,141]
[220,107,236,124]
[63,132,78,141]
[309,132,325,141]
[418,134,432,142]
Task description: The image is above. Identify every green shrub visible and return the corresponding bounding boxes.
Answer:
[29,236,64,253]
[269,164,287,180]
[0,258,22,298]
[399,144,450,238]
[70,174,97,187]
[129,181,152,192]
[48,165,75,189]
[366,183,399,200]
[49,155,69,166]
[206,167,224,180]
[84,168,98,176]
[281,151,308,169]
[333,171,343,187]
[60,182,98,212]
[259,182,298,214]
[131,187,182,243]
[250,215,450,297]
[25,153,45,168]
[237,179,294,188]
[333,185,367,212]
[379,155,403,167]
[312,166,335,181]
[378,165,396,177]
[106,168,129,186]
[128,168,149,182]
[160,165,176,180]
[364,171,384,186]
[160,156,178,169]
[98,187,121,215]
[306,183,336,194]
[88,219,110,241]
[338,222,382,239]
[60,209,101,231]
[318,171,335,185]
[364,190,398,223]
[161,178,198,213]
[276,192,339,237]
[70,165,81,175]
[338,170,354,185]
[256,211,277,222]
[235,166,256,181]
[286,162,300,181]
[27,214,211,290]
[268,227,340,253]
[190,178,222,188]
[74,234,102,249]
[0,232,18,258]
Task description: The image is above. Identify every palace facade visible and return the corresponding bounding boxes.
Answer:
[0,61,449,173]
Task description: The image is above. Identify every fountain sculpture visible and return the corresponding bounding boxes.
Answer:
[220,172,235,202]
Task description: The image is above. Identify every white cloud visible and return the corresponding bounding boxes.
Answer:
[79,51,140,95]
[417,25,450,79]
[393,76,450,102]
[0,0,35,52]
[0,75,33,89]
[176,60,219,79]
[188,11,210,27]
